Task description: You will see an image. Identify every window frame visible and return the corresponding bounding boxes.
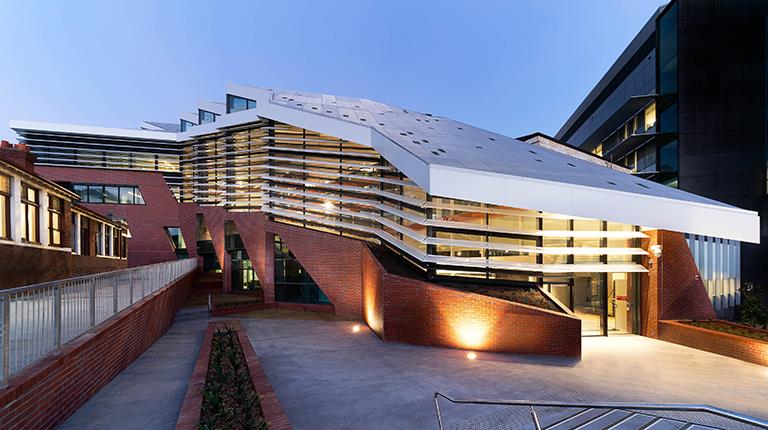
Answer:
[21,182,40,243]
[0,174,10,240]
[48,195,64,247]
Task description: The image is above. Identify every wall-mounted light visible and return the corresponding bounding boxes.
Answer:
[650,244,663,258]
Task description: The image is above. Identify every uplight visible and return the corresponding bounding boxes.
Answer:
[466,352,477,360]
[352,324,361,333]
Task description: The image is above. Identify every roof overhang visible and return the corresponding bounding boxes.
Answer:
[10,120,177,141]
[186,84,762,244]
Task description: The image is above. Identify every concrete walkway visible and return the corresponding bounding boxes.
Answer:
[241,318,768,430]
[59,307,209,430]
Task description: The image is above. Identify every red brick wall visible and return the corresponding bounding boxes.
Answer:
[0,242,126,289]
[0,271,194,430]
[36,167,187,267]
[659,320,768,367]
[641,230,716,337]
[362,247,582,357]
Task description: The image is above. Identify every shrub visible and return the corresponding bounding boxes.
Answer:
[739,283,768,330]
[199,328,267,430]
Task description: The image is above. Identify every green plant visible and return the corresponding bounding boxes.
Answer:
[198,328,267,430]
[739,283,768,330]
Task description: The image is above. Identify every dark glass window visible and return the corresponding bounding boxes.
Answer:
[80,218,90,255]
[164,226,188,259]
[659,140,678,173]
[658,2,678,96]
[0,174,10,240]
[180,120,196,132]
[73,184,144,205]
[96,222,103,255]
[226,95,257,113]
[87,185,103,203]
[103,186,118,204]
[198,110,216,124]
[273,234,329,304]
[73,184,88,202]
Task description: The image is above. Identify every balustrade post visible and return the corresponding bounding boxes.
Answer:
[113,275,118,314]
[54,285,62,348]
[89,280,96,328]
[2,294,10,388]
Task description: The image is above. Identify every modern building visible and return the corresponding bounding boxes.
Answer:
[556,1,768,316]
[0,141,129,288]
[9,84,760,357]
[11,121,182,198]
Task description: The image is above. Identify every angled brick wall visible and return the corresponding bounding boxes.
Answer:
[641,230,716,338]
[659,320,768,367]
[361,247,582,357]
[36,167,186,267]
[0,271,194,430]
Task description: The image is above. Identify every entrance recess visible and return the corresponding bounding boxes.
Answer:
[544,272,637,336]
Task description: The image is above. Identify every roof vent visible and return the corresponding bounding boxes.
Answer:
[421,139,429,143]
[431,151,440,156]
[343,114,349,118]
[437,148,446,153]
[607,181,617,186]
[529,150,537,154]
[567,162,576,167]
[407,131,413,135]
[412,140,421,145]
[360,118,366,121]
[476,146,483,149]
[379,123,385,126]
[326,110,332,114]
[636,182,651,189]
[457,127,463,130]
[535,159,543,163]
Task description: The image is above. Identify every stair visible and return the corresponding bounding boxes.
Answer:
[537,409,720,430]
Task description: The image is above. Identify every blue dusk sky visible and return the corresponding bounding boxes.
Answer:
[0,1,664,140]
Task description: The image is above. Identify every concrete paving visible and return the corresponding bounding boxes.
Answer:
[241,318,768,430]
[58,307,209,430]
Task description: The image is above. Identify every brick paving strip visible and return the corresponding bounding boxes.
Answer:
[176,319,292,430]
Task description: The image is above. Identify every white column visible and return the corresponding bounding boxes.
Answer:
[9,175,22,242]
[74,213,81,254]
[99,222,105,255]
[40,189,50,246]
[108,226,114,256]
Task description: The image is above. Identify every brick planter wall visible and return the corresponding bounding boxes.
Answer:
[0,271,194,430]
[176,320,291,430]
[362,248,582,358]
[659,320,768,367]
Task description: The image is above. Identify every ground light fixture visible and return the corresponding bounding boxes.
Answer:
[352,324,361,333]
[466,351,477,360]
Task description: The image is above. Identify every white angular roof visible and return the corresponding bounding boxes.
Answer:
[180,84,760,243]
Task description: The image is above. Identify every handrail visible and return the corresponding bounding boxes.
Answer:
[1,258,197,387]
[433,392,768,429]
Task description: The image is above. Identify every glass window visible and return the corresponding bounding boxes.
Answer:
[0,175,10,240]
[80,218,90,255]
[73,184,87,201]
[87,185,103,203]
[273,234,329,304]
[199,110,216,124]
[659,140,678,173]
[644,102,657,130]
[103,186,118,204]
[96,222,103,255]
[227,95,252,113]
[118,186,135,204]
[21,183,39,243]
[180,120,196,132]
[165,226,188,259]
[48,196,63,246]
[133,187,144,204]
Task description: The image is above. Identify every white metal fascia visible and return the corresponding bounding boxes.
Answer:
[428,164,760,243]
[10,120,177,141]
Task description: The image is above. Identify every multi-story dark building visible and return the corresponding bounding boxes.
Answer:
[557,0,768,295]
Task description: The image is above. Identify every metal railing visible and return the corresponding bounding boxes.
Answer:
[434,392,768,430]
[1,258,197,386]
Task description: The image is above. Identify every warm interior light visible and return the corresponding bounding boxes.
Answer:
[352,324,361,333]
[323,201,335,213]
[466,351,477,360]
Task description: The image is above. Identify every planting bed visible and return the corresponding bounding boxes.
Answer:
[683,320,768,342]
[176,320,291,430]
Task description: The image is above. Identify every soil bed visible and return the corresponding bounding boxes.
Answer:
[683,320,768,342]
[199,328,267,430]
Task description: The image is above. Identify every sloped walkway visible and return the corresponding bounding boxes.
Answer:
[58,307,209,430]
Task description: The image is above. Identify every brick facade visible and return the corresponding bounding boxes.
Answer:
[37,166,183,267]
[361,248,582,357]
[0,271,194,430]
[0,242,126,289]
[640,230,716,338]
[659,320,768,367]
